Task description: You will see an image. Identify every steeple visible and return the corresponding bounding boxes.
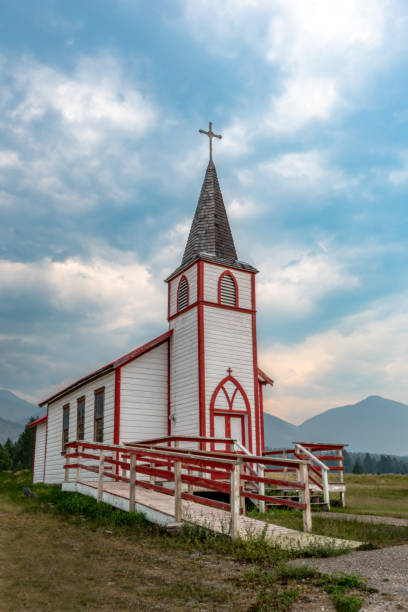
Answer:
[181,160,237,266]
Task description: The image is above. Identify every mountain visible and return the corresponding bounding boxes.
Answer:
[0,416,24,443]
[0,389,40,425]
[264,396,408,456]
[263,413,297,450]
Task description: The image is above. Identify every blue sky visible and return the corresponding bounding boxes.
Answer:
[1,0,408,423]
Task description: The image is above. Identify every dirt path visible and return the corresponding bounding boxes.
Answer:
[291,544,408,611]
[315,511,408,527]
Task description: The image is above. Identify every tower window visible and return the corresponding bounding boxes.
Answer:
[219,272,237,307]
[177,276,189,311]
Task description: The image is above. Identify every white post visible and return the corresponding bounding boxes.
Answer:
[338,449,346,508]
[230,461,241,539]
[64,451,70,483]
[76,445,82,483]
[258,464,265,513]
[174,460,182,522]
[150,461,155,485]
[129,454,136,513]
[322,467,330,510]
[97,450,105,502]
[300,462,312,533]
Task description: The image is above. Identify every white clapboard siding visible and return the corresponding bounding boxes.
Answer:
[169,263,198,317]
[33,422,46,483]
[203,306,257,452]
[169,307,199,436]
[44,371,115,484]
[203,263,252,309]
[120,342,168,443]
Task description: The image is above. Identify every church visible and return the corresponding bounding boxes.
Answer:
[30,124,273,485]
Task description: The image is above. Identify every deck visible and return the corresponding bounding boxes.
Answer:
[62,480,361,551]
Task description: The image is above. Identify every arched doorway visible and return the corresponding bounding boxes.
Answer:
[209,371,252,452]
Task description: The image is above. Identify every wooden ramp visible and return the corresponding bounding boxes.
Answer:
[62,480,362,551]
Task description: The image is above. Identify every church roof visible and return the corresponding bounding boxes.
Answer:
[167,161,257,280]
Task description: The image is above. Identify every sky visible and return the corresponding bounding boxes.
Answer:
[1,0,408,424]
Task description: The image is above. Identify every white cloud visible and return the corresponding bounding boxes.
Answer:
[0,252,164,333]
[227,198,257,219]
[260,293,408,423]
[0,53,157,211]
[257,244,359,317]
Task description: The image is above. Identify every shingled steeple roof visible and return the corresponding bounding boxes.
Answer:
[167,161,257,280]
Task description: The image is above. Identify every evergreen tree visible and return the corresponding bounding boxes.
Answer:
[13,418,36,470]
[342,449,353,473]
[352,460,362,474]
[0,444,12,471]
[363,452,374,474]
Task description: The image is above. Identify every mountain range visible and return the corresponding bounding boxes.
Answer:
[0,389,41,443]
[264,396,408,456]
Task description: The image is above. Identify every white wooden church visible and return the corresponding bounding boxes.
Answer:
[31,128,274,485]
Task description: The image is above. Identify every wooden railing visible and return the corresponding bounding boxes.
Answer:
[264,442,347,509]
[64,439,313,536]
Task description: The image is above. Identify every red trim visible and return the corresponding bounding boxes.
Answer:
[168,300,254,322]
[251,273,260,455]
[197,260,206,441]
[43,405,48,482]
[165,258,200,283]
[166,257,257,283]
[167,339,171,436]
[204,259,257,276]
[176,275,189,312]
[114,367,121,445]
[257,367,274,386]
[39,330,173,406]
[29,415,47,428]
[31,426,36,483]
[209,374,252,453]
[259,381,265,454]
[218,270,239,307]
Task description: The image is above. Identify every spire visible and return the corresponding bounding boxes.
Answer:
[181,160,237,266]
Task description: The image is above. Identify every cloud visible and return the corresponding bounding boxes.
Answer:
[260,293,408,423]
[0,53,157,212]
[227,198,258,220]
[256,244,359,318]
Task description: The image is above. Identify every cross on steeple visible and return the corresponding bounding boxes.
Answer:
[199,121,222,162]
[227,368,232,376]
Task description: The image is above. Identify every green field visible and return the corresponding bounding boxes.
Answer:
[341,474,408,518]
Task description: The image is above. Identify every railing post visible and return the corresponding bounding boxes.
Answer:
[338,449,346,508]
[230,461,241,539]
[97,450,105,502]
[174,460,182,522]
[129,454,136,513]
[322,467,330,510]
[300,462,312,533]
[64,450,70,483]
[283,450,288,481]
[76,445,82,483]
[258,464,265,513]
[150,461,155,485]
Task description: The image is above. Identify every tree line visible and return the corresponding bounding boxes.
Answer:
[342,449,408,474]
[0,419,35,472]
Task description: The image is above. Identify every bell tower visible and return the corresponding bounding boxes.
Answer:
[165,125,263,454]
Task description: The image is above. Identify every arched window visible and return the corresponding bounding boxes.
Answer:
[177,275,189,311]
[218,271,238,307]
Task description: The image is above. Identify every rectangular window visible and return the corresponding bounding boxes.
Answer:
[77,396,85,440]
[94,388,104,442]
[62,404,70,452]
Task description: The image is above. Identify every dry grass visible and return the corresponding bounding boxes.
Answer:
[0,498,254,611]
[342,474,408,518]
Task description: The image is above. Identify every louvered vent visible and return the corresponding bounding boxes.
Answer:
[178,277,189,311]
[220,273,237,306]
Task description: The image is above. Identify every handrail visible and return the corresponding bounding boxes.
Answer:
[295,444,330,509]
[64,439,313,535]
[295,444,329,472]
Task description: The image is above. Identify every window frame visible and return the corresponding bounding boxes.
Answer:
[177,275,189,312]
[218,270,238,307]
[94,388,105,443]
[62,403,70,453]
[77,396,85,441]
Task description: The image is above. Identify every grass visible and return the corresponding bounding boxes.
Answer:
[0,471,378,611]
[249,505,408,548]
[340,474,408,519]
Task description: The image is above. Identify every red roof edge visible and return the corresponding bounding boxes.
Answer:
[258,367,274,386]
[29,415,47,428]
[39,329,173,407]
